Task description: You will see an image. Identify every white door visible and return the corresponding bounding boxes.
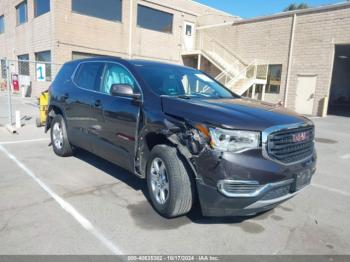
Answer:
[183,22,195,51]
[295,75,317,115]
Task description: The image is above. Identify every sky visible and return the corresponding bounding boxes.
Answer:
[195,0,346,18]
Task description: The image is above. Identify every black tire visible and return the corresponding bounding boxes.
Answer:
[147,145,194,218]
[50,114,74,157]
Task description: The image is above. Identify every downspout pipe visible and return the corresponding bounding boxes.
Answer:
[284,13,297,107]
[128,0,134,59]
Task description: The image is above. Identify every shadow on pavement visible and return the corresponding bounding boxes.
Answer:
[74,149,261,227]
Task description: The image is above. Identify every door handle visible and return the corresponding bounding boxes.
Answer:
[94,99,102,107]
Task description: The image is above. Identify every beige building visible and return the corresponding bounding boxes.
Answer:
[1,0,350,116]
[0,0,234,67]
[184,2,350,117]
[0,0,235,94]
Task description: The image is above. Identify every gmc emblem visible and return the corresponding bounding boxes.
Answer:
[292,132,309,143]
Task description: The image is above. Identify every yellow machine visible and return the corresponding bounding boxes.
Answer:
[36,91,49,127]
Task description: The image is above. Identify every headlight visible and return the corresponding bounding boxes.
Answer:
[209,127,260,152]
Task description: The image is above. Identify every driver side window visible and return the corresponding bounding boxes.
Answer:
[101,63,137,95]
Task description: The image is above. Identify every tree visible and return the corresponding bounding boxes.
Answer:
[283,3,309,12]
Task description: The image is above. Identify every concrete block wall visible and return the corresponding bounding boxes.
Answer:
[0,0,53,60]
[133,0,196,63]
[0,0,234,97]
[200,16,293,104]
[288,7,350,115]
[0,0,54,96]
[52,0,130,64]
[52,0,232,64]
[200,4,350,115]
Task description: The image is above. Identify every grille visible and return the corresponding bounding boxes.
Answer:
[267,126,315,164]
[261,185,291,200]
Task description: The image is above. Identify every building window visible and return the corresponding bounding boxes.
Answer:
[72,0,122,22]
[137,5,173,34]
[35,51,51,81]
[16,1,28,26]
[34,0,50,17]
[18,54,30,76]
[266,64,282,94]
[0,15,4,34]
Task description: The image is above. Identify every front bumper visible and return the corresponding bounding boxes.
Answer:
[194,149,317,217]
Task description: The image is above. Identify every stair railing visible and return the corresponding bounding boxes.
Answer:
[226,59,258,88]
[197,31,269,93]
[199,32,245,76]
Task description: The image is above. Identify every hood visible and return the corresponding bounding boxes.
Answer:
[161,97,310,131]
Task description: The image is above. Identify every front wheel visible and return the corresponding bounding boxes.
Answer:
[50,115,74,157]
[147,145,194,218]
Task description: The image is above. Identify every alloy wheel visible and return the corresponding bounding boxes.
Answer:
[52,122,64,150]
[150,157,169,205]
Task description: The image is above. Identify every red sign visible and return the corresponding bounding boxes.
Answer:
[12,74,19,92]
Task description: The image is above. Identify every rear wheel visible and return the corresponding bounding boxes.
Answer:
[50,115,74,157]
[147,145,194,218]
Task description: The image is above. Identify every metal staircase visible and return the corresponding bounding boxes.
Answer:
[218,58,270,95]
[184,32,269,97]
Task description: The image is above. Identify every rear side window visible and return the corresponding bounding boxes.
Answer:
[74,62,104,91]
[53,63,76,84]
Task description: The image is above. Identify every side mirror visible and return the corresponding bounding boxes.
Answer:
[110,84,141,100]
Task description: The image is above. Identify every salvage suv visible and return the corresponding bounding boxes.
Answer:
[46,57,316,218]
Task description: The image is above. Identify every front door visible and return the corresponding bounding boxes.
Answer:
[66,61,105,151]
[295,75,317,115]
[183,22,195,51]
[91,62,141,172]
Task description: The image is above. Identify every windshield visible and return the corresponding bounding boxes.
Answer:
[134,65,236,99]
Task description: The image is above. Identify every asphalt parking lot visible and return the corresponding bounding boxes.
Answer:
[1,93,350,255]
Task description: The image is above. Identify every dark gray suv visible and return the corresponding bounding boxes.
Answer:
[47,57,317,218]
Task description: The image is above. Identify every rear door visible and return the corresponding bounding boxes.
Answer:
[67,62,105,150]
[90,62,141,171]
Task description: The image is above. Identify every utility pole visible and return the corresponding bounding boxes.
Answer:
[6,58,13,126]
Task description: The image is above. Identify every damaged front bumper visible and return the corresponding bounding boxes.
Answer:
[193,149,317,217]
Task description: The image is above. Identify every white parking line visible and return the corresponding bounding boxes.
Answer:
[312,183,350,197]
[0,144,122,255]
[0,138,50,145]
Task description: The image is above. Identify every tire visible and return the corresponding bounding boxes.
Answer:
[147,145,194,218]
[50,114,74,157]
